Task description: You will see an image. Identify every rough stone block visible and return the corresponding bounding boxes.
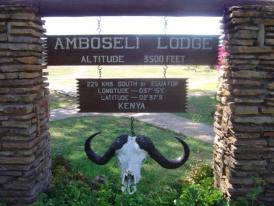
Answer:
[0,34,7,41]
[0,78,43,86]
[229,177,254,185]
[3,180,36,191]
[0,58,14,64]
[4,72,18,79]
[228,137,267,147]
[0,93,39,103]
[230,46,273,54]
[254,19,274,26]
[0,155,35,165]
[265,39,274,46]
[8,21,44,31]
[259,54,274,60]
[229,30,258,39]
[10,13,37,21]
[0,65,42,72]
[0,43,42,52]
[2,120,32,128]
[8,36,42,44]
[233,89,266,96]
[230,159,267,170]
[19,72,41,79]
[233,116,274,124]
[232,70,271,78]
[0,104,33,114]
[262,107,274,114]
[228,38,255,46]
[231,59,260,65]
[263,132,274,137]
[9,28,42,38]
[268,82,274,90]
[268,139,274,146]
[230,105,258,115]
[232,79,261,86]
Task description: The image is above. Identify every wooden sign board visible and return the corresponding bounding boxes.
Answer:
[47,35,219,66]
[77,78,187,113]
[1,0,270,17]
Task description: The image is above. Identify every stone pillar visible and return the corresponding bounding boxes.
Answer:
[214,5,274,205]
[0,5,51,206]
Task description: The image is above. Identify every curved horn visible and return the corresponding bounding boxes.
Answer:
[136,136,190,169]
[85,132,128,165]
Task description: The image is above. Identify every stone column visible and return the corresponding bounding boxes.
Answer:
[0,5,51,206]
[214,5,274,205]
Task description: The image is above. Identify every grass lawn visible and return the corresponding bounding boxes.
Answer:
[50,116,213,193]
[49,90,77,110]
[178,94,216,125]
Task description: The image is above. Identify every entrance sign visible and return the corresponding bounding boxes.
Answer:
[47,35,219,66]
[77,78,187,113]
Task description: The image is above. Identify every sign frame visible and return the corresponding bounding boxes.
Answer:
[77,78,188,113]
[47,35,219,66]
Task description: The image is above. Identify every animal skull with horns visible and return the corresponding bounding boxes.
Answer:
[85,132,190,194]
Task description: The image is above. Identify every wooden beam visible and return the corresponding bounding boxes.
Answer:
[0,0,273,17]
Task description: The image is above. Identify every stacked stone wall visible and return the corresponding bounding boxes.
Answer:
[0,5,50,205]
[214,5,274,205]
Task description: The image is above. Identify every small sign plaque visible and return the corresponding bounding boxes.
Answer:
[47,35,219,66]
[77,78,187,113]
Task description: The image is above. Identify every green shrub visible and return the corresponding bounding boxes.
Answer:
[187,162,213,184]
[32,157,225,206]
[174,178,226,206]
[174,164,226,206]
[30,155,265,206]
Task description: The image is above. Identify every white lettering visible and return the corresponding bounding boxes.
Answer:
[79,37,89,49]
[102,37,112,49]
[118,102,145,110]
[54,38,65,50]
[157,37,168,49]
[156,37,212,50]
[113,37,124,49]
[203,38,213,50]
[192,38,202,50]
[180,38,191,49]
[66,38,77,49]
[90,37,100,49]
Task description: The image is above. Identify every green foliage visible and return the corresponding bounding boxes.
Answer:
[31,155,183,206]
[175,178,226,206]
[28,117,264,206]
[32,156,227,206]
[174,164,226,206]
[187,162,213,184]
[177,94,216,125]
[32,156,94,206]
[0,199,6,206]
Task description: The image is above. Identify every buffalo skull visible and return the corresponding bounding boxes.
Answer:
[85,132,190,194]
